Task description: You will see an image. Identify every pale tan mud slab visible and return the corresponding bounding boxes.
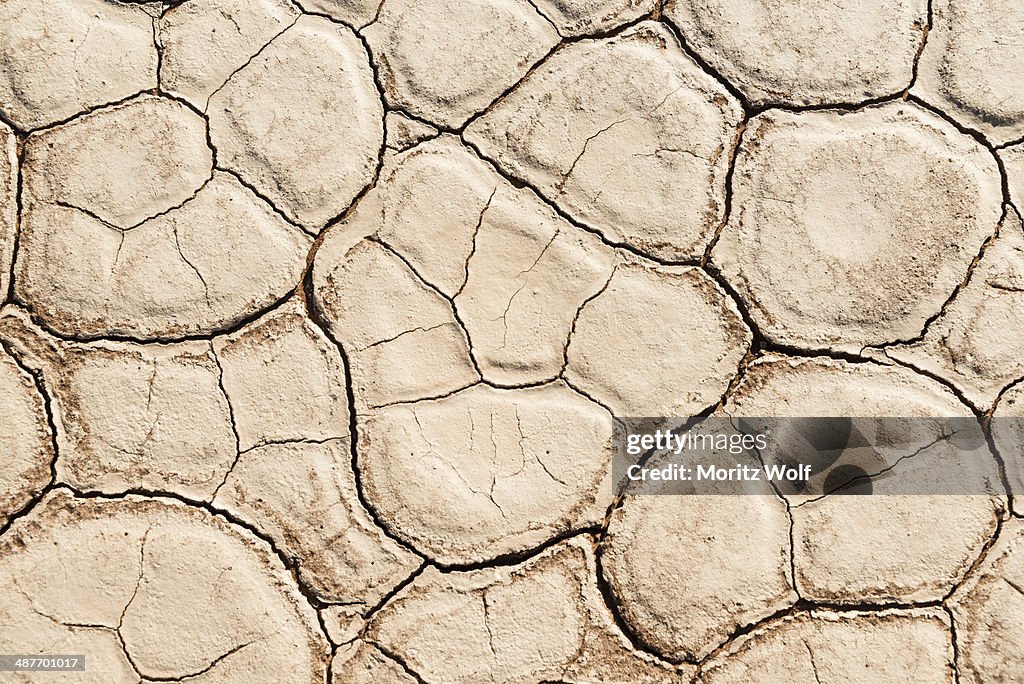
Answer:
[564,258,751,417]
[362,538,688,683]
[363,0,559,129]
[1,0,1022,680]
[728,355,1004,604]
[357,383,613,565]
[0,490,328,683]
[16,96,308,341]
[0,301,419,614]
[667,0,927,107]
[0,308,238,501]
[158,0,301,109]
[208,15,383,231]
[914,0,1024,145]
[0,0,157,131]
[948,518,1024,683]
[699,610,954,683]
[602,450,796,661]
[465,21,743,261]
[311,136,617,400]
[714,102,1003,352]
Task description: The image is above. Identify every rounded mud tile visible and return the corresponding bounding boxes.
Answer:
[159,0,300,109]
[0,490,329,683]
[212,299,349,452]
[465,21,744,261]
[715,102,1002,352]
[700,610,954,683]
[565,260,751,417]
[366,539,687,683]
[312,136,618,397]
[0,308,237,501]
[948,518,1024,683]
[728,356,1003,604]
[18,104,307,339]
[312,236,479,408]
[357,383,613,565]
[0,0,156,131]
[914,0,1024,145]
[215,439,422,606]
[209,15,383,231]
[602,464,795,661]
[363,0,559,129]
[667,0,927,107]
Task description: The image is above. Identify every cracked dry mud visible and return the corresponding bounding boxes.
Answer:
[1,1,1023,682]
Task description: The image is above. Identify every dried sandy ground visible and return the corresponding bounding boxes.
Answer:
[0,0,1022,682]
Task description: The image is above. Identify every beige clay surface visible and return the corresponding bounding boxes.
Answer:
[0,1,1022,682]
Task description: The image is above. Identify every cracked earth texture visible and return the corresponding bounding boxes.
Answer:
[0,0,1022,682]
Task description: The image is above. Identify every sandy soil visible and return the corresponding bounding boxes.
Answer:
[0,1,1022,682]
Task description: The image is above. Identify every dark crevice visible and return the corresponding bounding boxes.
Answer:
[209,346,242,500]
[51,483,335,647]
[873,348,986,418]
[908,95,1012,206]
[20,89,157,138]
[367,380,480,410]
[659,17,750,111]
[453,188,496,299]
[942,512,1005,604]
[700,116,748,266]
[357,562,426,630]
[203,15,302,112]
[369,235,486,380]
[521,0,560,35]
[944,604,963,684]
[0,337,61,538]
[367,641,429,684]
[5,137,25,306]
[217,166,311,236]
[426,526,601,574]
[11,290,296,346]
[868,204,1009,354]
[300,266,428,566]
[560,264,617,377]
[905,0,933,94]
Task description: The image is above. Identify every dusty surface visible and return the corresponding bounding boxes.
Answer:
[913,0,1024,146]
[1,1,1022,682]
[714,102,1003,352]
[666,0,927,108]
[700,609,955,683]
